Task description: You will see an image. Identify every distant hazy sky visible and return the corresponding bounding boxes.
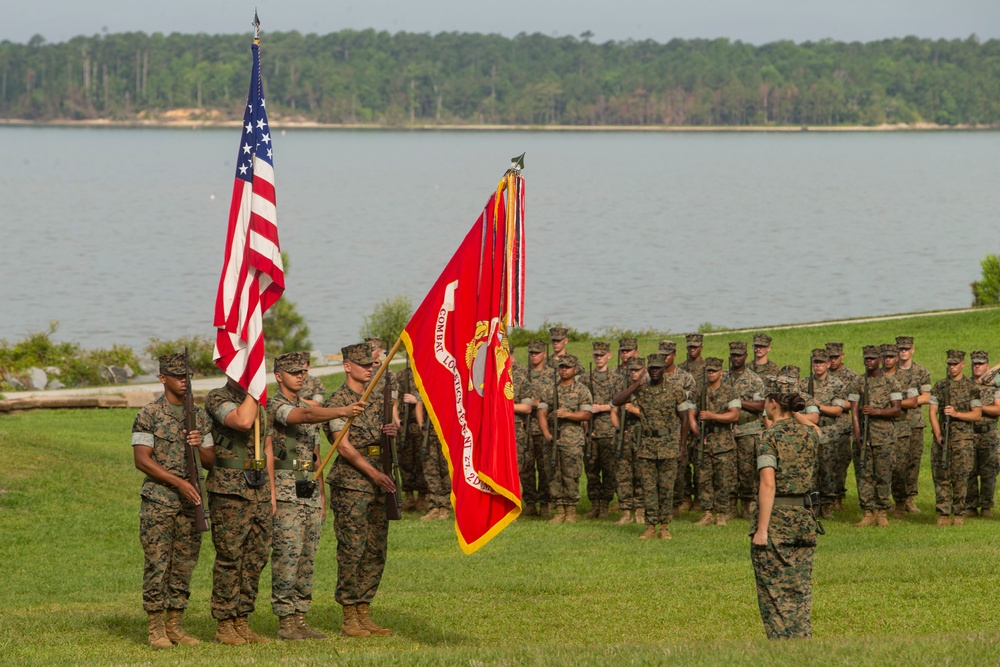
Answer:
[6,0,999,45]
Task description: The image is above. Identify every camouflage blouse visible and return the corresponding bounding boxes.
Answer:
[895,362,932,428]
[632,380,692,459]
[323,382,387,494]
[929,376,983,437]
[757,419,819,545]
[205,383,271,502]
[268,390,322,507]
[724,367,765,436]
[588,368,619,439]
[538,380,594,448]
[132,394,214,509]
[847,373,904,442]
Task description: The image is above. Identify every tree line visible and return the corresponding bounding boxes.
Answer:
[1,30,998,126]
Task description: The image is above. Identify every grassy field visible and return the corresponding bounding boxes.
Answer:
[2,309,1000,666]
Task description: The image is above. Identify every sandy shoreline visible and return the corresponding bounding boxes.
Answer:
[1,117,996,132]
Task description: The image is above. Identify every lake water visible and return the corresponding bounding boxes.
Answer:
[2,126,998,354]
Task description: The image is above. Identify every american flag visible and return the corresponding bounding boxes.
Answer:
[213,40,284,404]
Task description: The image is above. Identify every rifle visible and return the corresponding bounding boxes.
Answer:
[381,379,403,520]
[550,371,561,476]
[696,366,707,468]
[807,356,815,397]
[940,381,951,471]
[401,364,412,448]
[183,348,209,532]
[858,374,870,473]
[585,362,594,462]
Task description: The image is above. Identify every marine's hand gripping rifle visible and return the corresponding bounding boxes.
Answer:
[858,374,870,473]
[696,367,707,468]
[381,380,404,520]
[183,348,209,532]
[550,372,561,476]
[940,381,951,471]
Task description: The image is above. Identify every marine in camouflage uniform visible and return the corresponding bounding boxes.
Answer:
[750,401,820,640]
[205,377,276,644]
[132,352,215,648]
[678,334,706,511]
[847,346,903,527]
[616,353,694,539]
[826,341,858,510]
[880,343,917,516]
[583,341,619,519]
[656,341,697,511]
[298,372,326,407]
[546,326,585,375]
[613,357,647,524]
[798,349,848,516]
[521,340,554,516]
[323,343,398,637]
[268,351,364,640]
[365,337,396,401]
[928,350,983,526]
[967,351,1000,517]
[724,341,766,518]
[750,333,781,395]
[395,363,429,512]
[692,357,742,526]
[894,336,932,514]
[538,355,594,523]
[419,410,452,521]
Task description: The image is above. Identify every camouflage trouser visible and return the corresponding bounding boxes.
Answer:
[519,432,551,506]
[815,427,842,504]
[585,436,617,503]
[735,433,760,502]
[270,501,322,617]
[697,446,736,514]
[638,456,678,525]
[890,422,914,503]
[330,486,388,606]
[932,436,974,516]
[853,437,895,512]
[751,542,814,640]
[139,499,202,612]
[422,430,451,510]
[208,493,273,620]
[547,440,584,506]
[398,422,428,494]
[615,429,642,511]
[832,424,853,499]
[967,432,1000,510]
[674,445,695,507]
[902,427,925,499]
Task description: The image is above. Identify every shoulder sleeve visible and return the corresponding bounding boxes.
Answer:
[197,407,215,448]
[275,402,295,425]
[131,406,155,447]
[970,385,983,408]
[756,431,777,470]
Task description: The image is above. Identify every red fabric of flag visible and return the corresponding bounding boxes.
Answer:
[402,174,525,553]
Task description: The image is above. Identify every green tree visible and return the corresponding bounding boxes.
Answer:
[971,251,1000,306]
[360,295,413,352]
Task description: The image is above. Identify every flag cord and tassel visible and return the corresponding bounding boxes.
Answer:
[313,337,404,482]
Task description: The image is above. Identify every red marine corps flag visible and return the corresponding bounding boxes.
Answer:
[402,156,526,553]
[213,16,284,403]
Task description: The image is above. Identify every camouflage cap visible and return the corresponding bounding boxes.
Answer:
[753,333,772,347]
[971,350,989,364]
[274,351,309,373]
[549,326,569,341]
[527,339,547,353]
[775,366,800,393]
[557,354,579,369]
[704,357,723,371]
[729,341,747,354]
[658,340,677,355]
[618,337,637,351]
[626,357,646,371]
[881,343,899,357]
[862,345,881,359]
[946,349,966,364]
[779,365,801,380]
[646,353,667,368]
[811,348,829,363]
[159,353,187,376]
[343,343,375,365]
[685,333,703,347]
[826,342,845,356]
[365,337,384,350]
[592,340,610,354]
[896,336,914,349]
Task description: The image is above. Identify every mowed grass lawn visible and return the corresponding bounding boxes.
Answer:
[2,309,1000,666]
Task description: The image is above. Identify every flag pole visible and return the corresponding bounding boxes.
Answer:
[313,337,403,482]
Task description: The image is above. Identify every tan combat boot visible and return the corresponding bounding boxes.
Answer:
[234,616,269,644]
[962,508,979,518]
[715,513,728,527]
[904,497,920,514]
[832,498,844,512]
[163,609,198,646]
[892,504,905,519]
[583,503,600,519]
[401,491,417,512]
[638,525,657,540]
[634,507,645,524]
[278,614,305,641]
[522,503,538,517]
[614,509,632,525]
[659,524,672,540]
[691,500,702,513]
[214,618,247,645]
[436,507,451,520]
[854,510,876,527]
[678,498,693,513]
[340,605,371,637]
[935,514,952,527]
[416,492,430,513]
[875,510,890,527]
[597,500,610,519]
[541,503,552,518]
[820,504,833,519]
[356,603,392,636]
[982,508,993,518]
[295,612,328,639]
[564,505,578,523]
[694,511,715,526]
[953,514,965,526]
[420,507,441,521]
[548,505,566,524]
[147,611,173,649]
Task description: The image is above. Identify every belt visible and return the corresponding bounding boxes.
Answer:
[974,423,997,434]
[773,495,808,507]
[703,424,732,434]
[356,445,382,457]
[645,428,672,437]
[273,458,314,471]
[215,458,266,470]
